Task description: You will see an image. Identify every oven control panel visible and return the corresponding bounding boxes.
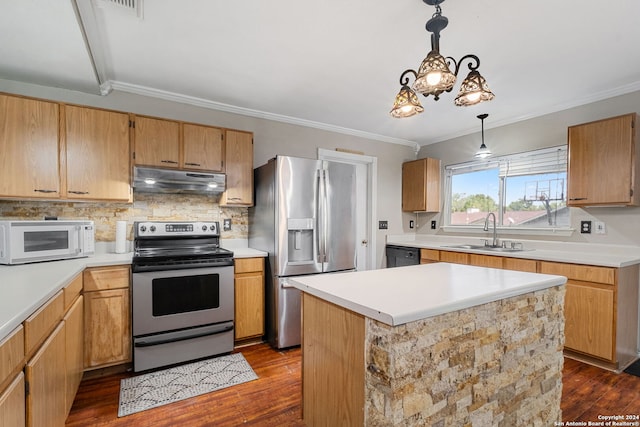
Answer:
[134,221,220,237]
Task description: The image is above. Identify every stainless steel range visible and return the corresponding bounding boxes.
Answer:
[131,221,234,372]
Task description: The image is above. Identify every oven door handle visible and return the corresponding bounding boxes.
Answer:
[134,322,234,348]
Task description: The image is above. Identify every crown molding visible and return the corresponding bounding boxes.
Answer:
[107,80,419,151]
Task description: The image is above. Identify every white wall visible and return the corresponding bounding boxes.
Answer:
[0,79,416,268]
[418,90,640,246]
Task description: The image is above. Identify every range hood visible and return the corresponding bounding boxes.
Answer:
[133,166,225,194]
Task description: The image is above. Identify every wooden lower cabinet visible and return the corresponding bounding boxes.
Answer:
[234,258,265,342]
[0,372,25,427]
[84,289,131,369]
[25,322,66,427]
[540,261,639,370]
[83,266,131,370]
[416,247,638,369]
[564,283,614,360]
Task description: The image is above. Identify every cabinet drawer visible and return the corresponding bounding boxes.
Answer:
[63,273,83,311]
[0,325,24,388]
[234,258,264,274]
[503,258,537,273]
[83,266,130,291]
[420,249,439,262]
[539,261,615,285]
[439,251,469,264]
[24,291,63,357]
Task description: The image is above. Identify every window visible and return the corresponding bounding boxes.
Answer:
[444,146,569,229]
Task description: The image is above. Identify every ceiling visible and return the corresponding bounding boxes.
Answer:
[2,0,640,148]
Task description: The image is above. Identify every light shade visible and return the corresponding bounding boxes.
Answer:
[413,50,457,96]
[390,85,424,118]
[455,70,495,106]
[474,142,492,159]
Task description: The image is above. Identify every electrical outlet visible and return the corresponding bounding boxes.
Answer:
[595,221,606,234]
[378,220,388,230]
[223,218,231,231]
[409,220,414,229]
[580,220,592,234]
[431,220,437,230]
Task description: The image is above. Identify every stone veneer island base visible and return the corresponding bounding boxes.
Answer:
[294,263,566,426]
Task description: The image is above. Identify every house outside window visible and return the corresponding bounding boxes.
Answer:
[444,146,569,230]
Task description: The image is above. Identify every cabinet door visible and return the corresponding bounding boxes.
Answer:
[564,282,615,361]
[221,130,253,206]
[183,124,224,172]
[235,272,265,340]
[568,114,636,206]
[84,289,131,369]
[0,94,59,198]
[65,105,131,201]
[25,322,66,427]
[0,372,25,427]
[63,296,83,416]
[402,158,440,212]
[133,116,180,168]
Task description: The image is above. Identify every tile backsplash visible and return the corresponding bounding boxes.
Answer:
[0,193,248,242]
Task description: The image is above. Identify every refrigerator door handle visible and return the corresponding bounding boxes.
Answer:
[316,169,326,264]
[321,168,329,266]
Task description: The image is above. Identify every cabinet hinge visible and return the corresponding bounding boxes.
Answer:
[25,380,29,396]
[129,120,135,128]
[132,152,136,160]
[631,188,634,197]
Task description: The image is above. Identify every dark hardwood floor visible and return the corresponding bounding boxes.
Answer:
[66,344,640,426]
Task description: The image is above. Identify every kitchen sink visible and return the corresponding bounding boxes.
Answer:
[443,244,533,253]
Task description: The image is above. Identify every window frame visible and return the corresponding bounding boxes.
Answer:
[442,145,573,237]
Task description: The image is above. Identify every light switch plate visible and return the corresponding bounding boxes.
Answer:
[595,221,606,234]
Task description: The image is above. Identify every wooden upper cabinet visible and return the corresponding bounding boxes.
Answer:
[64,105,131,202]
[183,123,224,172]
[567,113,639,206]
[402,157,441,212]
[133,116,181,168]
[221,130,254,206]
[0,94,60,198]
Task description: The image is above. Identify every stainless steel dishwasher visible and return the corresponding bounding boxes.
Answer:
[385,245,420,268]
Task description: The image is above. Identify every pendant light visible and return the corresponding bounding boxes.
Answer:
[390,0,494,118]
[474,113,492,159]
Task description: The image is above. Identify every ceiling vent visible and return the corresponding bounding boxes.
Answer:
[94,0,143,19]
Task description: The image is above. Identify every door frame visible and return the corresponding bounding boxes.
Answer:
[318,148,377,271]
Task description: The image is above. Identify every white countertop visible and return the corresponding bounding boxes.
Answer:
[0,252,133,340]
[290,263,566,326]
[0,245,267,341]
[386,234,640,268]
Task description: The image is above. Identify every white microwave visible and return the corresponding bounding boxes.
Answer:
[0,220,95,265]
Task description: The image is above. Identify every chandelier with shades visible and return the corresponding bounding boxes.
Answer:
[390,0,495,118]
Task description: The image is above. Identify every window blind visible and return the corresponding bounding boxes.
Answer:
[499,146,567,177]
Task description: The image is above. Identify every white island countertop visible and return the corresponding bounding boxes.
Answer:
[289,263,567,326]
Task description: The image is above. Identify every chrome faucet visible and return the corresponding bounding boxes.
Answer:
[483,212,499,247]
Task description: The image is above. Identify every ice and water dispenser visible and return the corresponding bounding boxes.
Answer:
[287,218,314,264]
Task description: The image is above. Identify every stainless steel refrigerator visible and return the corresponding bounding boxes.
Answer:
[249,155,357,348]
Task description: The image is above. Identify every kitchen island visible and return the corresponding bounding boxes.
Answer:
[290,263,567,426]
